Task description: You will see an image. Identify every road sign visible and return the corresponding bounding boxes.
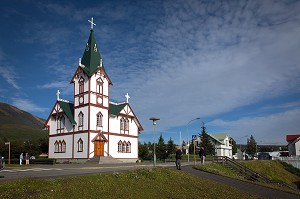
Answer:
[192,135,197,140]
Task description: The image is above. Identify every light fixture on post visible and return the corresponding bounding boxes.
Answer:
[4,142,10,165]
[186,117,200,163]
[149,117,160,167]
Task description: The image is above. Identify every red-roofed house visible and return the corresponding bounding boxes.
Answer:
[286,134,300,156]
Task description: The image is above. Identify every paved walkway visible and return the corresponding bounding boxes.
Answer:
[182,165,299,199]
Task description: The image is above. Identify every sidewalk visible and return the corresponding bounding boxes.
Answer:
[182,165,299,199]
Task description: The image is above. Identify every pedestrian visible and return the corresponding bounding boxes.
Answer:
[20,153,23,165]
[25,153,30,165]
[175,147,182,170]
[199,147,206,164]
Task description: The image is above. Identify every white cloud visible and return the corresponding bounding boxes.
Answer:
[110,0,300,133]
[12,98,48,113]
[208,108,300,145]
[0,66,20,90]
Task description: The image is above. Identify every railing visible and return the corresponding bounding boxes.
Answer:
[213,156,298,191]
[274,156,300,169]
[213,156,269,182]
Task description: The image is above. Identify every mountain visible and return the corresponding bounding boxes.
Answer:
[0,102,47,141]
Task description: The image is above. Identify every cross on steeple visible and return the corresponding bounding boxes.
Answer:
[88,17,96,30]
[56,90,60,101]
[125,93,130,103]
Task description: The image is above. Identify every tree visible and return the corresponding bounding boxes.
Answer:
[138,142,149,160]
[166,137,176,158]
[156,134,167,160]
[198,123,214,155]
[246,135,257,157]
[230,138,237,154]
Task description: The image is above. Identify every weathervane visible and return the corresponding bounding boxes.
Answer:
[88,17,96,30]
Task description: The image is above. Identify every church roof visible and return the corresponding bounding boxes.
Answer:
[80,29,105,76]
[109,103,127,115]
[58,101,76,125]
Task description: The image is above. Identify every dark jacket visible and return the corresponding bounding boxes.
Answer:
[175,149,182,160]
[199,148,206,157]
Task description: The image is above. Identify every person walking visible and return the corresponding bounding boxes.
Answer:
[25,153,30,165]
[175,147,182,170]
[19,153,23,165]
[199,147,206,164]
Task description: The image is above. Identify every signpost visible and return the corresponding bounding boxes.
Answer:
[5,142,10,165]
[192,135,197,166]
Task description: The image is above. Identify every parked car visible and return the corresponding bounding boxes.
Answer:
[258,152,271,160]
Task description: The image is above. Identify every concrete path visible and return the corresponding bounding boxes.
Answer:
[182,165,299,199]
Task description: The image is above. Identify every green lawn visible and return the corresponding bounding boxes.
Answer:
[0,167,260,199]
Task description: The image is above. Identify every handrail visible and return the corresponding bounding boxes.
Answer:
[213,156,269,182]
[213,156,298,190]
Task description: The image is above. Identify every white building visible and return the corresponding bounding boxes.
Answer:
[208,133,232,158]
[286,134,300,156]
[44,22,143,162]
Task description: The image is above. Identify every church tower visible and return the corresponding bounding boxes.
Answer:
[70,19,112,158]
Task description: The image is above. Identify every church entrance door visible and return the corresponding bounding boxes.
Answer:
[94,141,104,156]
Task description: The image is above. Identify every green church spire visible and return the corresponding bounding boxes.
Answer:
[80,29,103,76]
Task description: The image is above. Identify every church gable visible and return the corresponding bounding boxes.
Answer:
[109,103,143,131]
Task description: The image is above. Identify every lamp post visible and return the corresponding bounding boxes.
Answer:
[149,117,160,167]
[4,142,10,165]
[186,117,200,163]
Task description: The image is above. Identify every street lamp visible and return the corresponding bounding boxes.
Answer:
[149,117,160,167]
[4,142,10,165]
[186,117,200,163]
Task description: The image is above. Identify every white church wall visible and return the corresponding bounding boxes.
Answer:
[49,134,73,159]
[109,116,120,134]
[74,133,89,158]
[129,119,138,136]
[74,106,89,131]
[108,134,138,159]
[89,107,109,132]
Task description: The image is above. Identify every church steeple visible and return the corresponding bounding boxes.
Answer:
[80,29,103,76]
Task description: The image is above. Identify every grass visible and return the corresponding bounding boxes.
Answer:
[0,167,261,199]
[195,160,300,194]
[242,160,300,186]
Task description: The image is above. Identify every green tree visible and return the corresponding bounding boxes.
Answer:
[198,123,214,155]
[166,137,176,158]
[138,142,149,159]
[156,134,167,160]
[246,135,257,156]
[231,138,237,154]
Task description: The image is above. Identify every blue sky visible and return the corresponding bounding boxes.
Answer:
[0,0,299,145]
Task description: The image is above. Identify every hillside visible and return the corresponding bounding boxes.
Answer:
[0,102,47,141]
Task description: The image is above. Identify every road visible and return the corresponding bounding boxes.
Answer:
[0,163,155,181]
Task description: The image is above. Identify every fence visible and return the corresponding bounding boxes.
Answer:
[274,156,300,169]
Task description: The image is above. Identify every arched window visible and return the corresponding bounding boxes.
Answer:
[61,140,66,153]
[54,141,59,153]
[118,140,122,152]
[96,78,103,94]
[120,118,124,131]
[57,115,65,133]
[58,141,62,152]
[78,138,83,152]
[96,112,103,127]
[126,142,131,153]
[78,112,84,130]
[122,141,126,152]
[124,119,129,132]
[79,77,84,94]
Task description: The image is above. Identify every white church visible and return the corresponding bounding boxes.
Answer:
[44,18,143,162]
